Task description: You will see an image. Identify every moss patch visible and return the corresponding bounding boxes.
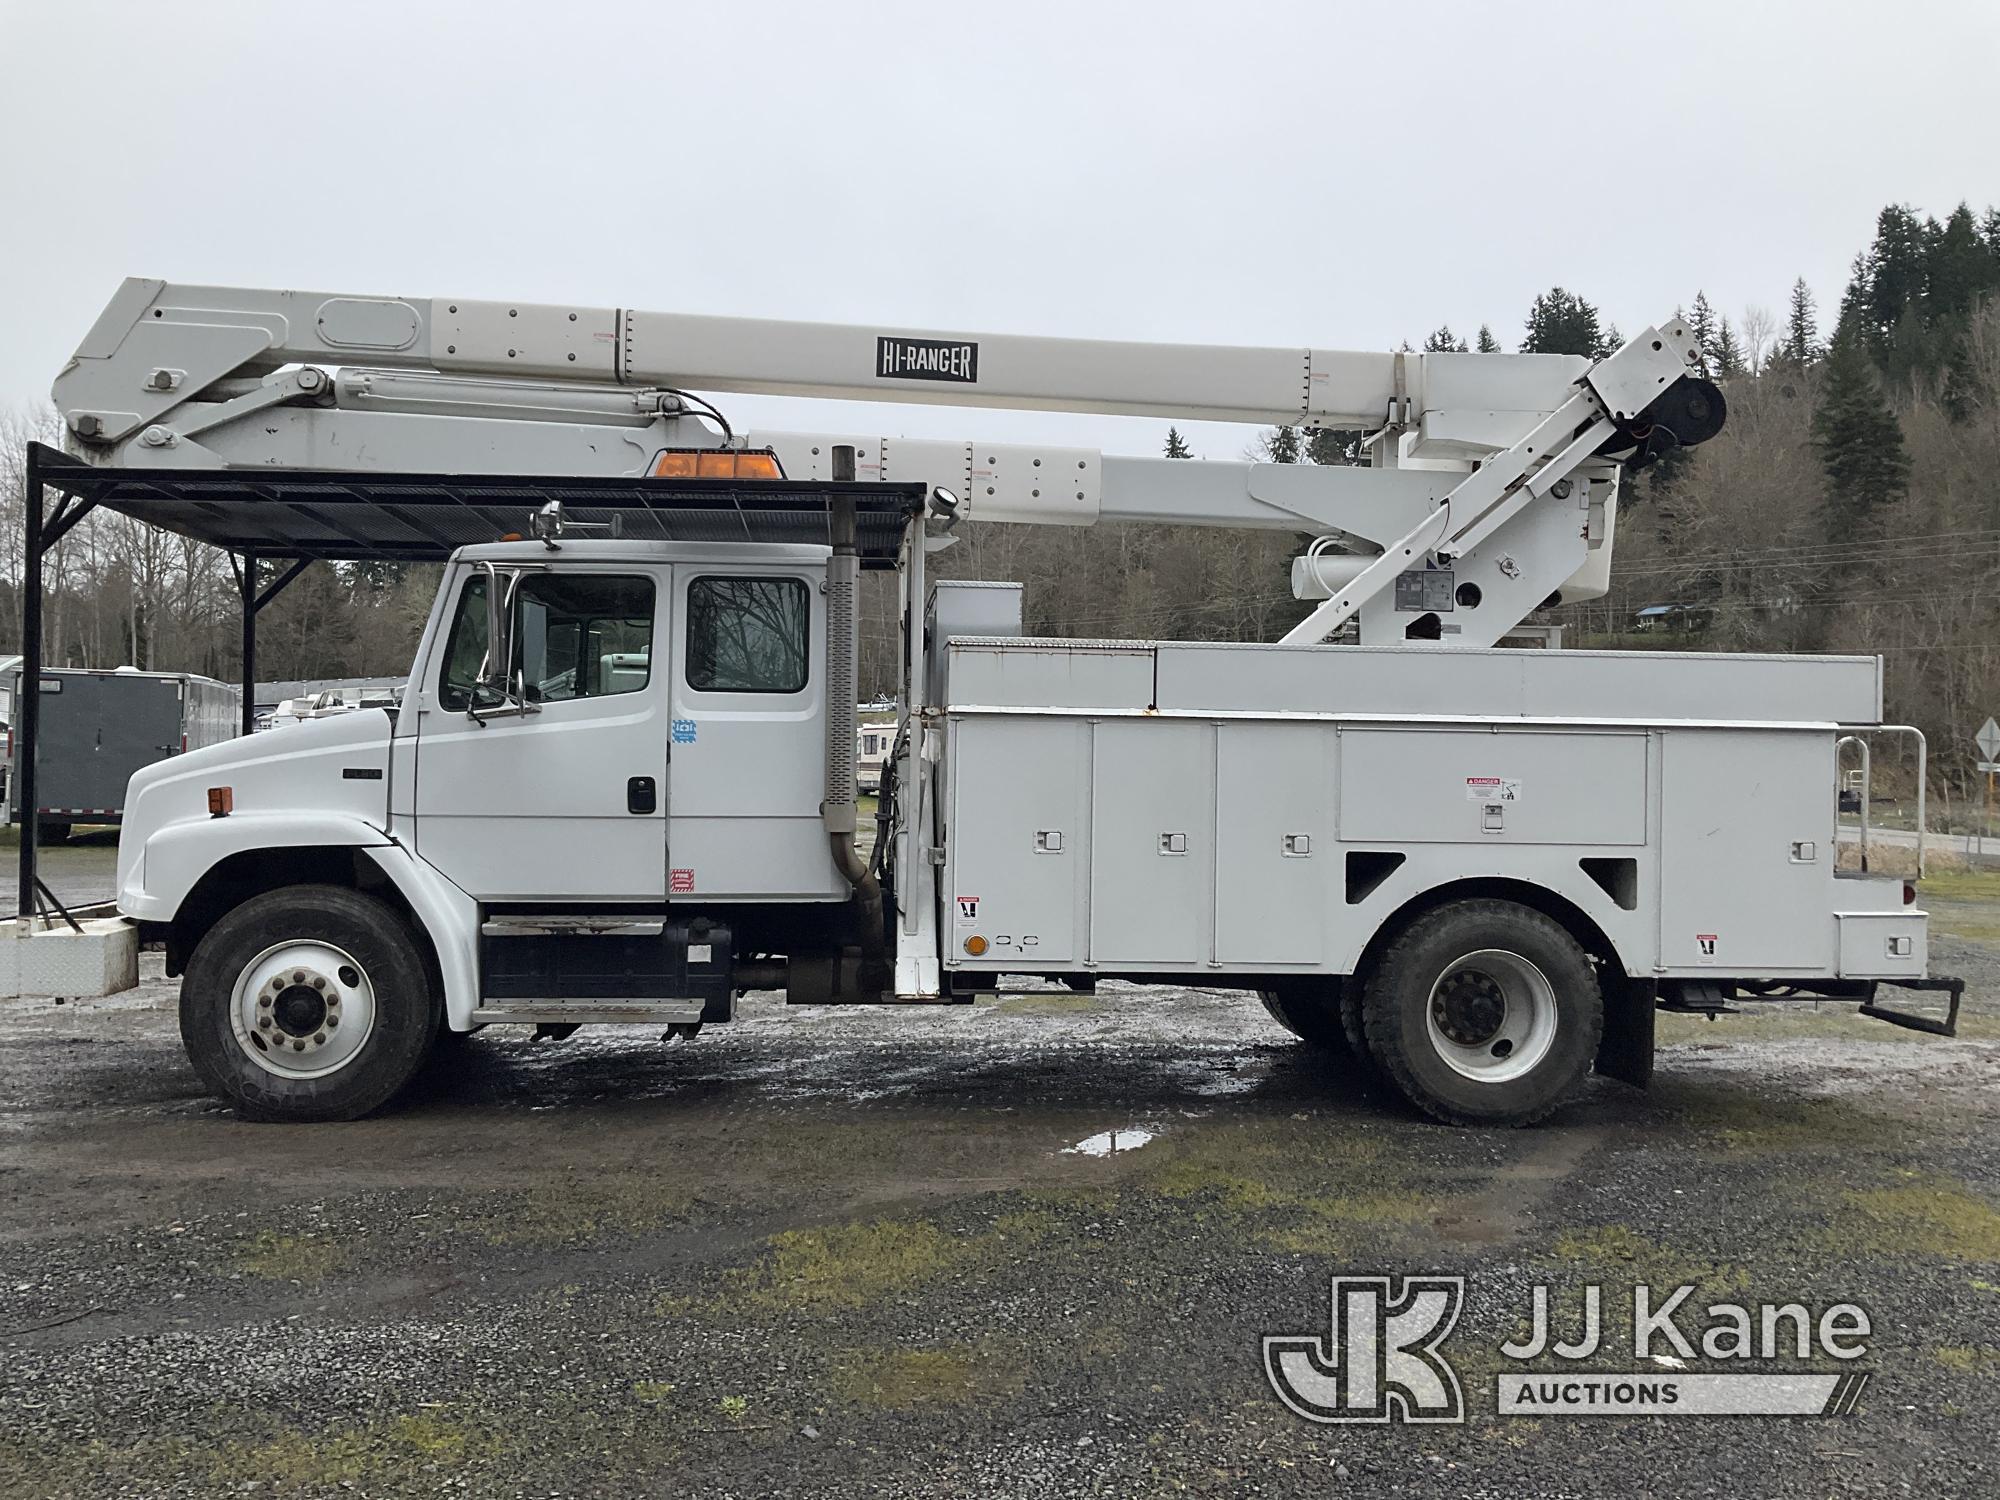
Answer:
[1541,1225,1749,1299]
[197,1410,493,1493]
[829,1345,1021,1409]
[1936,1346,2000,1375]
[1653,1083,1908,1160]
[717,1217,976,1315]
[236,1231,349,1283]
[1831,1175,2000,1263]
[1136,1117,1449,1256]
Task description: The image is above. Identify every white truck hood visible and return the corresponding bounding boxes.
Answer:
[117,710,396,908]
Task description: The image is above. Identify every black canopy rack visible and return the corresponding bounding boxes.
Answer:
[16,440,925,921]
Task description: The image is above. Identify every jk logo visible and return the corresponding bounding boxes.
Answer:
[1264,1276,1466,1424]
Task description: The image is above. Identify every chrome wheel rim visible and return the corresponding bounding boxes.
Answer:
[1424,948,1557,1084]
[229,940,377,1080]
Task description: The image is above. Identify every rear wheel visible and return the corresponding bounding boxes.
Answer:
[1362,899,1601,1126]
[180,884,438,1122]
[1259,980,1348,1053]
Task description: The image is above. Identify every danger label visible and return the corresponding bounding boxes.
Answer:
[1465,777,1523,803]
[1696,933,1718,962]
[955,896,980,924]
[670,868,696,894]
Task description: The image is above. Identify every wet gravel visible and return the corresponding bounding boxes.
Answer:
[1,920,1997,1498]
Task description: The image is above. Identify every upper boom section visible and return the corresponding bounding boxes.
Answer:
[55,279,1587,448]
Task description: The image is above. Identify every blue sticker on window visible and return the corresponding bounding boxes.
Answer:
[672,718,698,744]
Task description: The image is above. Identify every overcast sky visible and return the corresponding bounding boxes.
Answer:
[3,0,1996,461]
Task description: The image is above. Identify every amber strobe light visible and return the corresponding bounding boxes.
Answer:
[207,786,233,817]
[650,448,785,480]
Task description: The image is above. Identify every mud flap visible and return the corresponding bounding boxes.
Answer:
[1595,974,1655,1089]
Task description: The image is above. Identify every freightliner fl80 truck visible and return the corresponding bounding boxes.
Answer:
[45,280,1959,1124]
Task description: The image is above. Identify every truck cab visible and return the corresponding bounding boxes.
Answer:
[398,539,840,906]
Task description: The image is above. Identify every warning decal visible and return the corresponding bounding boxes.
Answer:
[670,868,696,894]
[1465,776,1523,803]
[1696,933,1718,963]
[955,896,980,925]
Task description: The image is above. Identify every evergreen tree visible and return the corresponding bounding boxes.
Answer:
[1712,317,1745,379]
[1521,288,1605,357]
[1811,332,1910,538]
[1163,426,1193,459]
[1863,204,1930,355]
[1475,324,1502,353]
[1422,325,1468,353]
[1782,277,1819,366]
[1687,292,1718,373]
[1598,322,1623,359]
[1940,336,1985,425]
[1833,252,1872,351]
[1925,203,1992,322]
[1260,425,1302,464]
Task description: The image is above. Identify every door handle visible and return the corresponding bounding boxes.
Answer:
[627,776,658,815]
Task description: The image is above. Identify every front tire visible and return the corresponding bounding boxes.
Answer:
[1362,900,1601,1126]
[180,884,438,1122]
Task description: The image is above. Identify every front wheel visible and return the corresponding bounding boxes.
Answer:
[1362,900,1601,1126]
[180,884,438,1122]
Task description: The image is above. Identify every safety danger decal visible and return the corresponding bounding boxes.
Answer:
[1464,777,1523,803]
[1696,933,1718,963]
[955,895,980,926]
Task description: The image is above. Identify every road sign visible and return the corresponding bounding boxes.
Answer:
[1979,717,2000,762]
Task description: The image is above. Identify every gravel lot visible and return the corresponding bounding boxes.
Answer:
[1,887,1997,1498]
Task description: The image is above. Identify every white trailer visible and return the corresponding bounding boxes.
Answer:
[34,279,1959,1124]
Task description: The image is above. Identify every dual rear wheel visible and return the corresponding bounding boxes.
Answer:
[1261,899,1603,1126]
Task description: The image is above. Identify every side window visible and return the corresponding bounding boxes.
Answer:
[516,575,654,703]
[437,572,654,711]
[686,576,809,694]
[438,574,491,713]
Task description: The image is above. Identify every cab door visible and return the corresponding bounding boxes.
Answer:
[412,564,669,903]
[665,567,844,901]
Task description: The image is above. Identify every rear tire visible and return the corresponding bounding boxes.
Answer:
[180,884,438,1122]
[1259,980,1349,1053]
[1362,899,1601,1126]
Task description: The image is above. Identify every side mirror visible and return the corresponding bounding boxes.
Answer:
[470,563,537,720]
[478,563,514,698]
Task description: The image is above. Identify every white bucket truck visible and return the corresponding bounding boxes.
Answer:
[41,280,1956,1123]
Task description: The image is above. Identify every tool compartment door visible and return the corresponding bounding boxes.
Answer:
[944,716,1085,967]
[1215,722,1329,964]
[1090,720,1213,965]
[1658,728,1834,971]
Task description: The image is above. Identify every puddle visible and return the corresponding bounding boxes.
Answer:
[1062,1126,1158,1157]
